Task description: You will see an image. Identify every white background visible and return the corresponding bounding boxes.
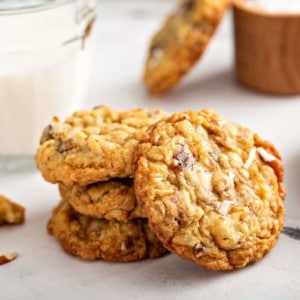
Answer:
[1,1,300,299]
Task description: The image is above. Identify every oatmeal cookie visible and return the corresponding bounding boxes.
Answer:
[0,195,25,225]
[59,179,145,222]
[143,0,231,96]
[35,106,167,186]
[134,109,285,270]
[47,200,168,262]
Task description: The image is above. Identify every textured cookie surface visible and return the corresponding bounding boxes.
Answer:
[0,195,25,225]
[48,200,168,262]
[134,109,285,270]
[59,179,145,222]
[35,106,167,186]
[143,0,231,96]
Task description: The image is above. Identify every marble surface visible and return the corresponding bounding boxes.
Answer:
[1,1,300,299]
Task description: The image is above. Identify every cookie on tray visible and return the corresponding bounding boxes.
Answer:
[143,0,231,96]
[35,106,168,186]
[0,195,25,225]
[59,179,145,222]
[134,109,285,270]
[47,200,168,262]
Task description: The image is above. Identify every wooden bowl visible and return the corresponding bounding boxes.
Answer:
[233,0,300,94]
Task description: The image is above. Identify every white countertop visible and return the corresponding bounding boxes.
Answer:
[1,1,300,299]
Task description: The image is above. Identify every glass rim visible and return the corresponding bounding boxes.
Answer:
[0,0,74,15]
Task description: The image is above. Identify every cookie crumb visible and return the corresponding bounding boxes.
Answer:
[244,148,256,169]
[257,147,277,162]
[0,252,18,266]
[0,195,25,225]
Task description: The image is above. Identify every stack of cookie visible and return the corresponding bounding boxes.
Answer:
[36,106,285,270]
[35,106,169,262]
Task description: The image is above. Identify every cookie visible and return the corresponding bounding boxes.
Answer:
[134,109,285,270]
[59,179,145,222]
[47,200,168,262]
[0,195,25,225]
[143,0,231,96]
[35,106,167,186]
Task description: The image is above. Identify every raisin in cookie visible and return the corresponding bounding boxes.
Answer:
[48,200,168,262]
[59,179,145,222]
[143,0,231,96]
[134,109,285,270]
[0,195,25,225]
[35,106,167,186]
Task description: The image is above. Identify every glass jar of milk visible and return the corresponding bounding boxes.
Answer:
[0,0,96,171]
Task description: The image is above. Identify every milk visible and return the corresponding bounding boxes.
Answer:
[246,0,300,13]
[0,11,90,156]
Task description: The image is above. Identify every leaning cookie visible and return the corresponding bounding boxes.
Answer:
[59,179,145,222]
[143,0,231,96]
[47,200,168,262]
[35,106,168,186]
[134,109,285,270]
[0,195,25,225]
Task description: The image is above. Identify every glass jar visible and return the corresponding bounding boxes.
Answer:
[0,0,96,172]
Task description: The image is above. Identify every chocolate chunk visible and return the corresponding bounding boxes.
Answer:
[174,146,195,171]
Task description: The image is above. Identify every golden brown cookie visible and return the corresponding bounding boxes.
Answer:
[143,0,231,96]
[35,106,168,186]
[0,195,25,225]
[134,109,285,270]
[47,200,168,262]
[59,179,145,222]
